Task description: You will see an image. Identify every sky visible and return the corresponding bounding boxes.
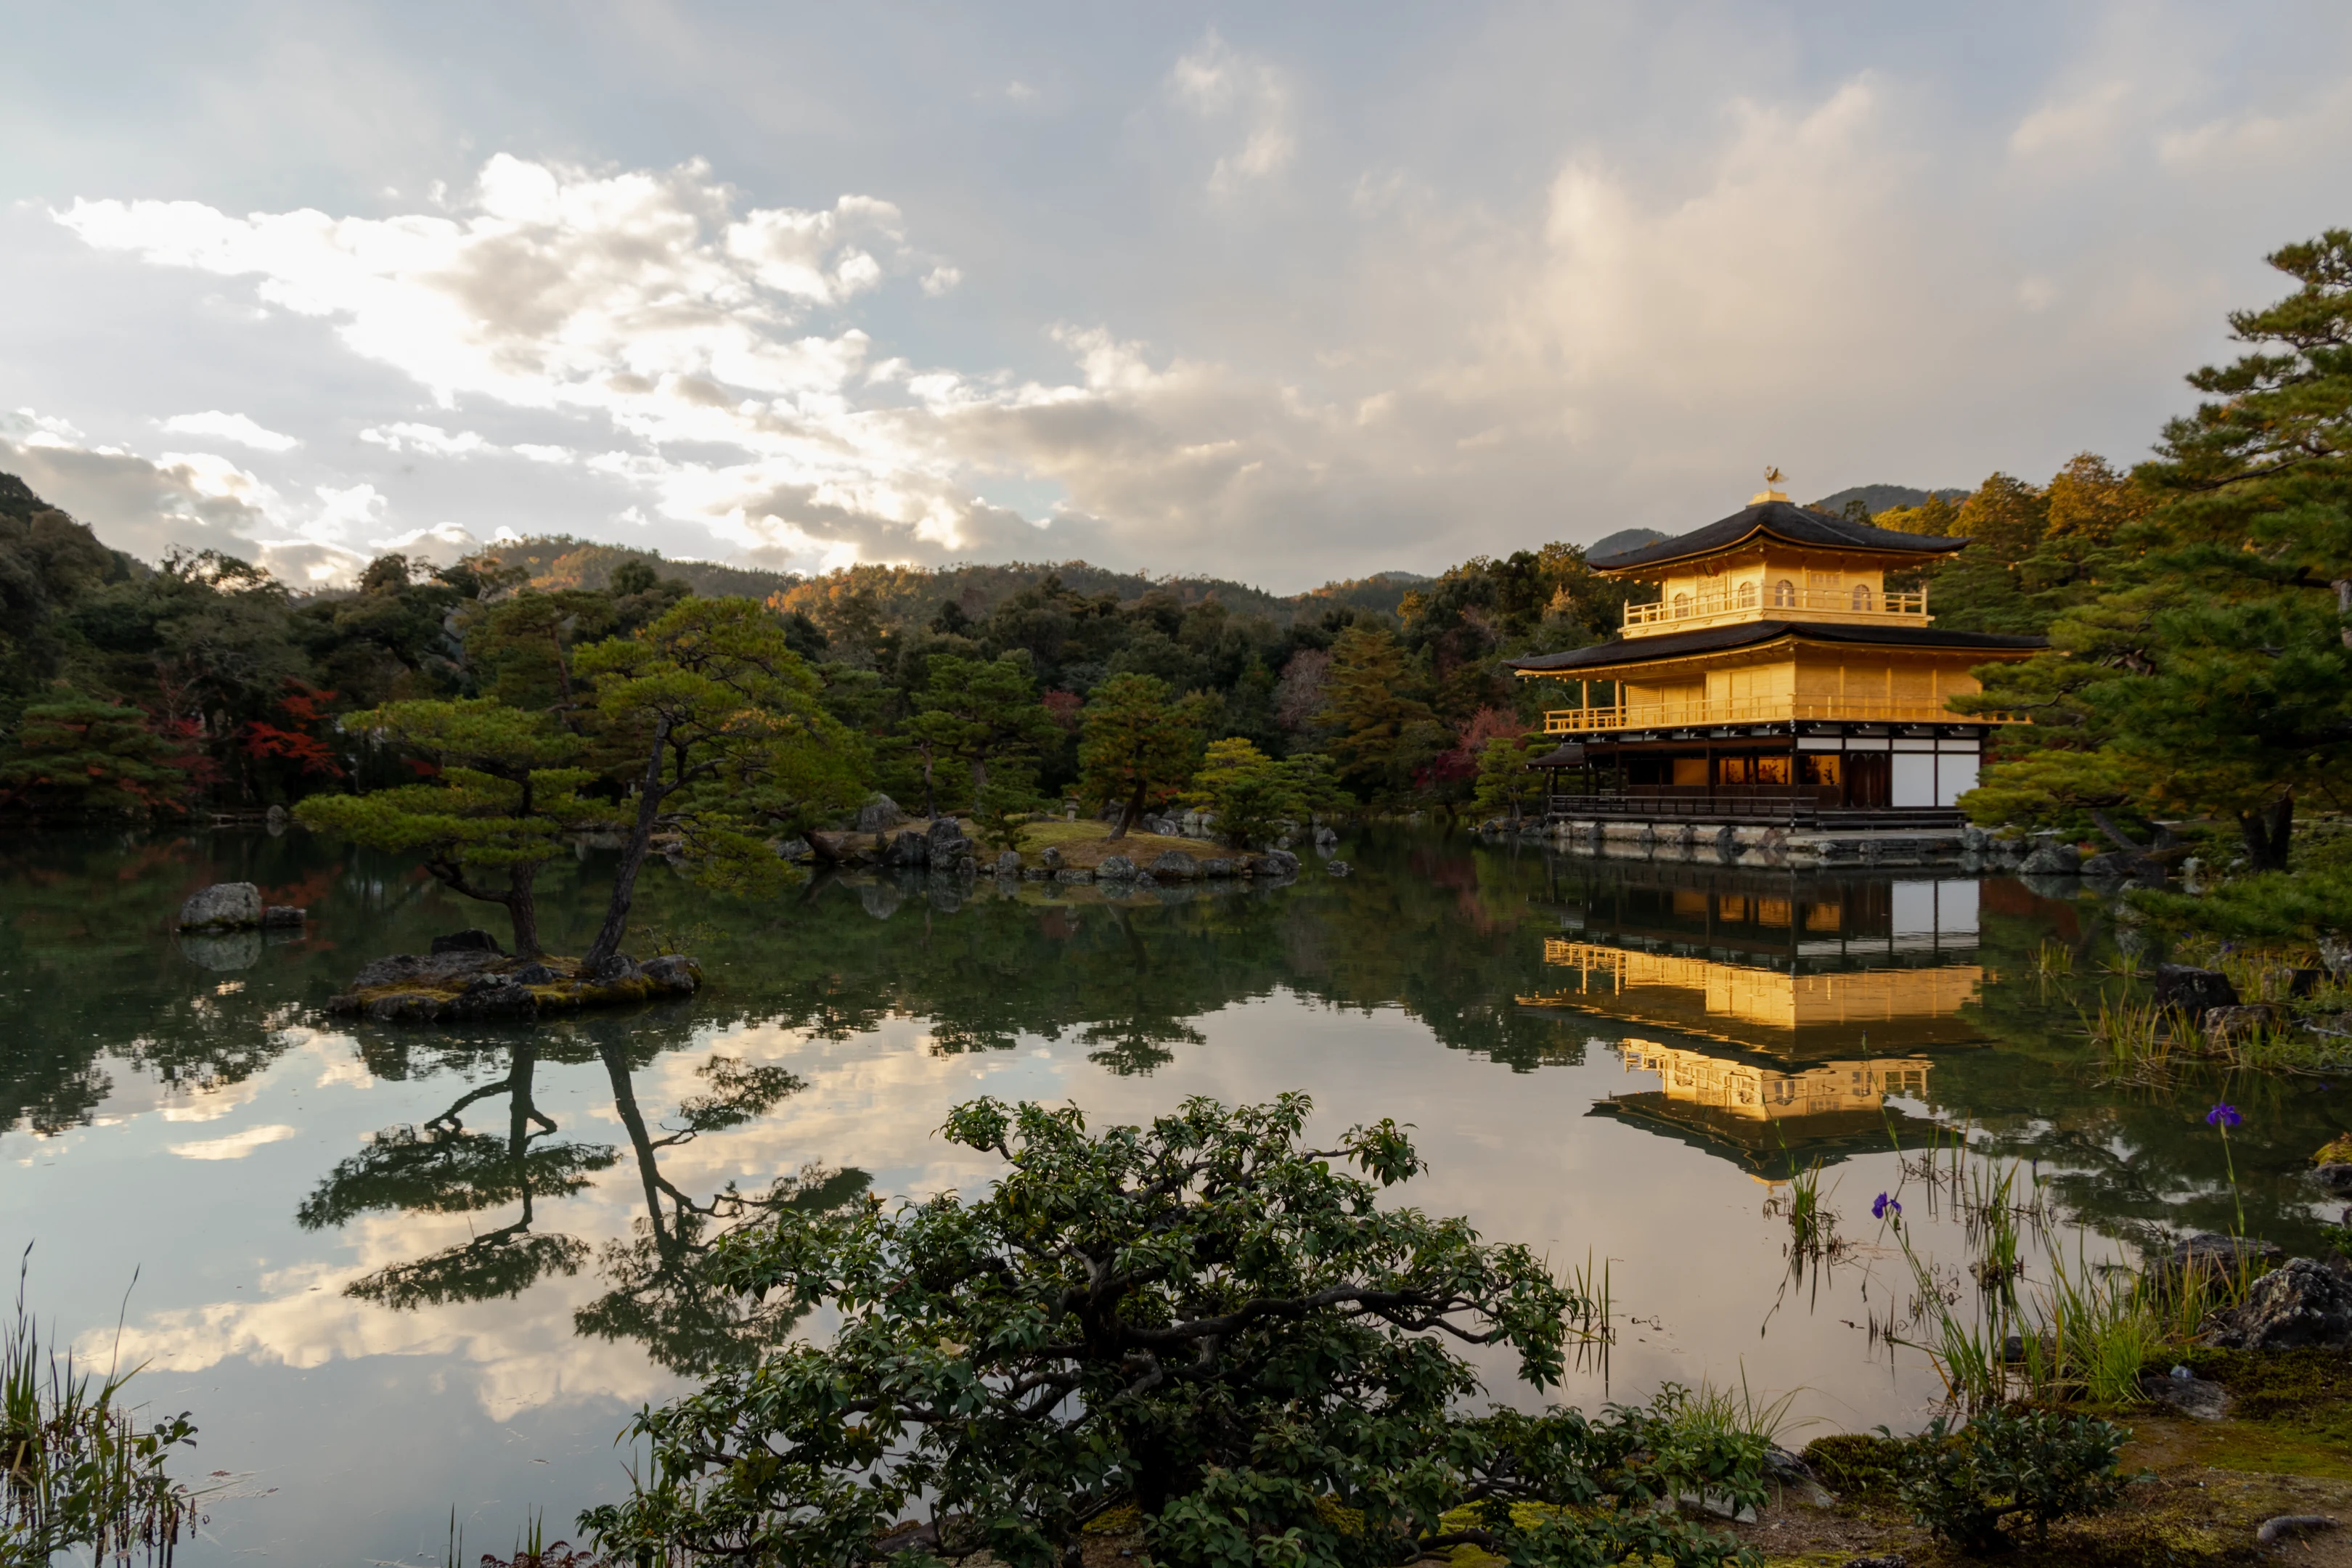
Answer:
[3,3,2348,594]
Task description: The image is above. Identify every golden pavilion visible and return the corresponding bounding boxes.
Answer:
[1508,477,2044,824]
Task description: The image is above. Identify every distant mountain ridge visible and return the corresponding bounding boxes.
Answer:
[1588,528,1670,560]
[1809,483,1970,516]
[468,536,1440,628]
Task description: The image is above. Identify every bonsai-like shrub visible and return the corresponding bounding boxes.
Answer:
[581,1095,1767,1567]
[1892,1407,2133,1553]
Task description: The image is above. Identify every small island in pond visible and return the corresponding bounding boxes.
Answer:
[323,929,701,1024]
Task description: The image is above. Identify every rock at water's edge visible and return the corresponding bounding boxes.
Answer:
[1148,851,1198,881]
[2155,964,2239,1017]
[854,793,907,834]
[2200,1257,2352,1351]
[178,882,263,931]
[2157,1231,2282,1286]
[2018,838,2082,875]
[431,928,505,956]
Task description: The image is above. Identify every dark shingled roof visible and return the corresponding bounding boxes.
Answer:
[1526,743,1588,768]
[1505,619,2046,674]
[1589,500,1967,573]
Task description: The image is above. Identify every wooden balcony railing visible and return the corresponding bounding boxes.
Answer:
[1624,587,1927,629]
[1543,698,2021,733]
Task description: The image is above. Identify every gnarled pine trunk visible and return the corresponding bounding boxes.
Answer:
[582,719,672,971]
[2239,793,2294,873]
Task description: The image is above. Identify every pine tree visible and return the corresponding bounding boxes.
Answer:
[1314,626,1442,801]
[1968,232,2352,868]
[0,697,192,820]
[902,653,1061,807]
[575,598,865,968]
[295,698,597,957]
[1077,673,1214,839]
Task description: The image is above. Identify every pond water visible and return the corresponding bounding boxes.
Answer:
[3,828,2346,1564]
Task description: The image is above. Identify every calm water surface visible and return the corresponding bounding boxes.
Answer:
[3,828,2345,1564]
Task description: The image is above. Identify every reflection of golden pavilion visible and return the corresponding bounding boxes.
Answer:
[1528,859,1979,1173]
[1522,938,1982,1055]
[1617,1038,1930,1123]
[1596,1037,1940,1175]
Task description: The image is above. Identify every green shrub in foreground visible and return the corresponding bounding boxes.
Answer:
[580,1095,1769,1568]
[1891,1407,2134,1553]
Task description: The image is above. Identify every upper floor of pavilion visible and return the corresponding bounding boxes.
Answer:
[1590,478,1969,639]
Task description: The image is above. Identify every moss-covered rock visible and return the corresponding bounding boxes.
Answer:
[1799,1432,1905,1503]
[324,952,701,1024]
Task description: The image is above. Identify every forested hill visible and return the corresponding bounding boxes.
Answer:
[1810,483,1972,516]
[475,536,1430,628]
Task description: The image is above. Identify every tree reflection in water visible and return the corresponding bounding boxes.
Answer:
[577,1040,867,1374]
[299,1039,614,1310]
[298,1033,867,1374]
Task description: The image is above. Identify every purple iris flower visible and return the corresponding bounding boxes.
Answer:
[1873,1193,1900,1220]
[2207,1103,2242,1130]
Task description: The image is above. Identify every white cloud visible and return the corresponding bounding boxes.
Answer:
[2009,81,2132,160]
[1171,30,1296,195]
[1,414,274,563]
[371,520,485,565]
[170,1124,298,1160]
[46,157,1093,576]
[359,421,491,457]
[160,409,301,452]
[313,481,386,532]
[2157,79,2352,174]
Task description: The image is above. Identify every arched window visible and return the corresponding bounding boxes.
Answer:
[1771,579,1797,608]
[1736,581,1757,608]
[1671,592,1691,618]
[1850,583,1874,611]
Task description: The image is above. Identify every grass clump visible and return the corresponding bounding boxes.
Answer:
[1,1258,203,1564]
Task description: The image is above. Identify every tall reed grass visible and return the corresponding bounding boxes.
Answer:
[1,1255,202,1564]
[1872,1149,2253,1413]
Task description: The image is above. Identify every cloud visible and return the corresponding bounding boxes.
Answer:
[359,421,492,457]
[2009,81,2133,160]
[1170,30,1295,195]
[1,413,274,563]
[51,156,1039,574]
[170,1124,298,1160]
[56,155,905,411]
[371,519,486,565]
[2156,78,2352,175]
[160,410,301,452]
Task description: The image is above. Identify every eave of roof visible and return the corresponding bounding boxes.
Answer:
[1506,619,2046,674]
[1589,500,1966,576]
